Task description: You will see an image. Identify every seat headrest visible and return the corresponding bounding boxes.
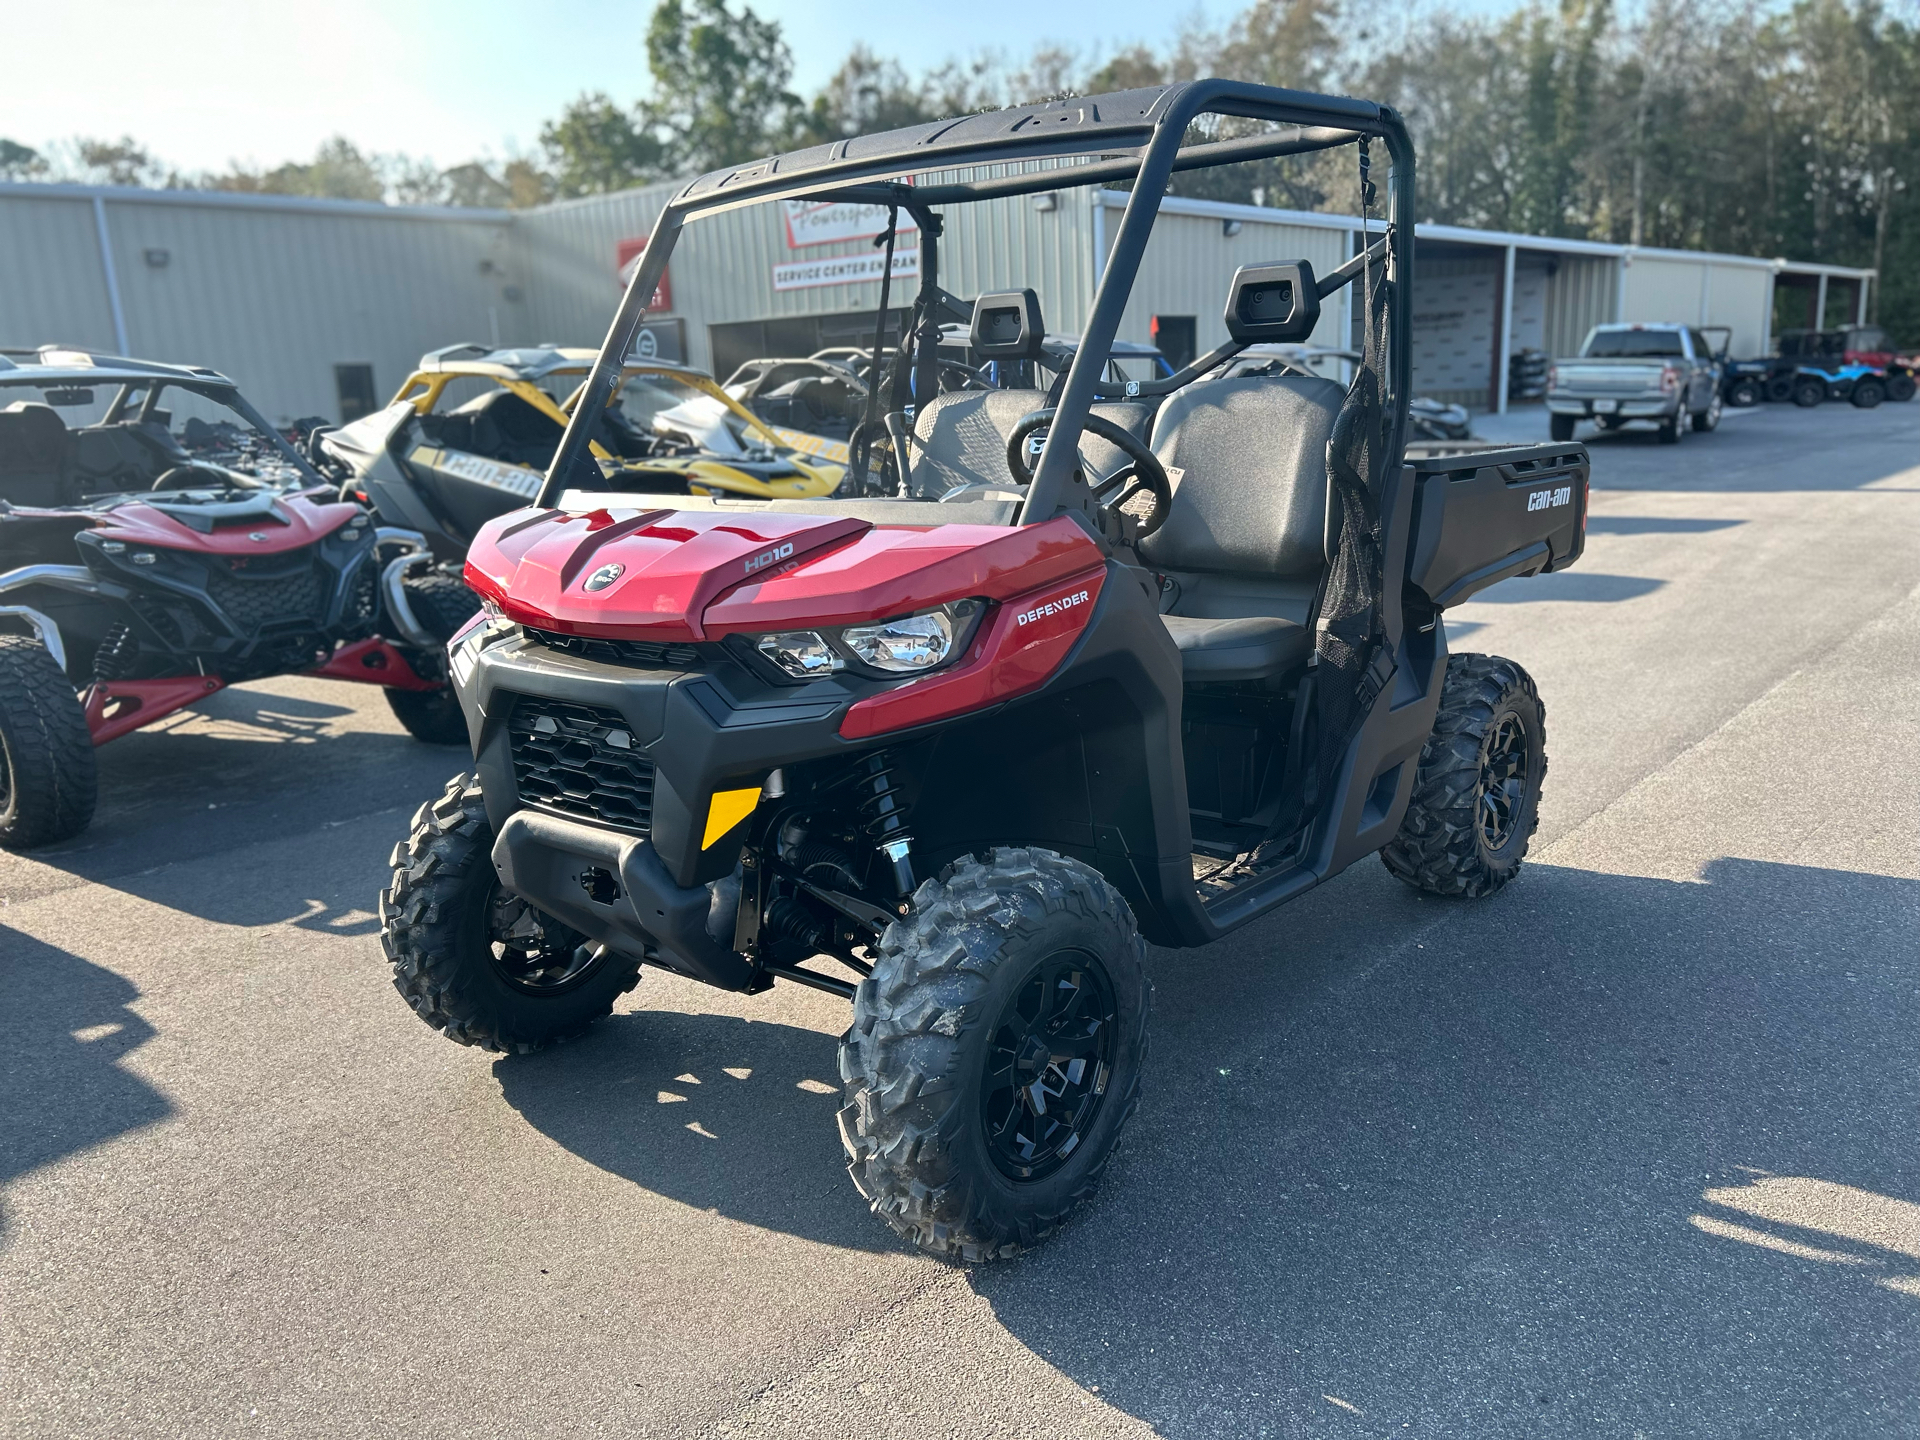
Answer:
[1225,262,1322,344]
[0,402,70,467]
[970,290,1045,360]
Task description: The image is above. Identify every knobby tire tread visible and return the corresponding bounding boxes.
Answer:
[0,635,97,848]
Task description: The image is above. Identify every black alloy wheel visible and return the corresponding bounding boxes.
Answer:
[981,951,1119,1182]
[1476,711,1534,851]
[484,885,605,996]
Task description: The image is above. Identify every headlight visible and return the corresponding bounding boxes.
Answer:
[841,600,982,673]
[755,630,844,677]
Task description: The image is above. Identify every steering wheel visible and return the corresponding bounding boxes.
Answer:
[1004,408,1173,538]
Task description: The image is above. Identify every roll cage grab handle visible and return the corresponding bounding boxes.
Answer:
[536,79,1415,522]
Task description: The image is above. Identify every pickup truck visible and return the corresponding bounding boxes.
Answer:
[1547,322,1723,443]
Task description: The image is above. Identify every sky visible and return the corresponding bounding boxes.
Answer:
[0,0,1245,175]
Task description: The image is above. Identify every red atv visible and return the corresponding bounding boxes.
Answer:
[0,348,474,848]
[380,80,1590,1259]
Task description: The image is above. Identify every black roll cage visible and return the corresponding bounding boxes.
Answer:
[537,78,1415,525]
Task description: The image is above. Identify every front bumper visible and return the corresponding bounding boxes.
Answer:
[490,807,754,990]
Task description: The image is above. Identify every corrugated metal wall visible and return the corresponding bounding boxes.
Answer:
[514,170,1098,374]
[0,193,121,350]
[1621,255,1771,355]
[1543,253,1619,359]
[0,187,516,423]
[1100,198,1349,361]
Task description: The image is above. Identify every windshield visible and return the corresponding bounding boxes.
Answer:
[1584,329,1685,358]
[0,377,313,501]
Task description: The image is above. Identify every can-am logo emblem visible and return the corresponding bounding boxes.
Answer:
[248,532,268,542]
[743,541,795,576]
[584,562,625,591]
[1527,485,1572,512]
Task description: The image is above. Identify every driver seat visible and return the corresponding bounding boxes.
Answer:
[1140,373,1346,681]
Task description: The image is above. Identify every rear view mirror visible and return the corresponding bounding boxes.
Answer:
[44,387,95,406]
[1225,262,1321,344]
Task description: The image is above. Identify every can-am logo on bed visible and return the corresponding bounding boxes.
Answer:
[1527,485,1572,512]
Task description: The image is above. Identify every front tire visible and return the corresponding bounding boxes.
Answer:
[1850,379,1885,409]
[1727,378,1762,408]
[1887,373,1916,403]
[1549,414,1577,442]
[385,571,480,746]
[838,847,1150,1262]
[1382,654,1546,899]
[0,635,97,849]
[380,774,640,1052]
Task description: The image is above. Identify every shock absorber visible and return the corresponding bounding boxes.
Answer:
[848,751,916,896]
[91,623,139,681]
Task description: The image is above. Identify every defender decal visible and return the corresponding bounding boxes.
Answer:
[1527,485,1572,512]
[1016,588,1091,627]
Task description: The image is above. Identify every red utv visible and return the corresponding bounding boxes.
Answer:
[0,348,475,848]
[380,81,1591,1260]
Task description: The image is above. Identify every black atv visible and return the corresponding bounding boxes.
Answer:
[378,80,1590,1261]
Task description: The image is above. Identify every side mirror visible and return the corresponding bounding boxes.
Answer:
[1225,262,1322,344]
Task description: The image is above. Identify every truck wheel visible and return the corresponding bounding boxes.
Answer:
[1691,390,1722,432]
[1381,654,1546,899]
[1549,415,1576,442]
[0,635,97,850]
[1849,379,1885,409]
[1727,378,1762,408]
[380,773,640,1052]
[1792,379,1827,407]
[1888,374,1916,403]
[838,847,1150,1262]
[385,572,480,746]
[1657,409,1683,443]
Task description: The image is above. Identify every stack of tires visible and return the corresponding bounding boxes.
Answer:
[1508,349,1549,402]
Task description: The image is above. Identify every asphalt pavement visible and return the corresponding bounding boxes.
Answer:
[3,400,1917,1438]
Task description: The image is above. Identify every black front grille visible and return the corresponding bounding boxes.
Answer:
[203,562,326,630]
[507,697,655,834]
[526,628,701,670]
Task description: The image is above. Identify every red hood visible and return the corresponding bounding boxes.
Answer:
[463,506,1103,641]
[92,490,358,555]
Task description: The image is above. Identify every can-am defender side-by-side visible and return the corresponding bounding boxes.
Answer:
[315,345,848,565]
[0,348,472,848]
[379,81,1591,1260]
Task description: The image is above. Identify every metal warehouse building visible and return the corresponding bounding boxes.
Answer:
[0,177,1874,424]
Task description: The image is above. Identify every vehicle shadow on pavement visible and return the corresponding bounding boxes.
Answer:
[972,856,1920,1438]
[493,1008,902,1253]
[0,927,171,1248]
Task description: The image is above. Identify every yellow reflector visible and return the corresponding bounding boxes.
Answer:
[702,786,761,849]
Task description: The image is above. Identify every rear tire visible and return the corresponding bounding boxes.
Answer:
[1793,379,1826,407]
[1887,374,1916,403]
[1850,379,1885,409]
[0,635,97,850]
[1691,390,1723,432]
[1382,654,1546,899]
[838,847,1150,1262]
[1657,410,1682,443]
[1549,414,1576,442]
[380,773,640,1052]
[386,571,480,746]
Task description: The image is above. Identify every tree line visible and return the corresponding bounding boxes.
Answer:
[3,0,1913,339]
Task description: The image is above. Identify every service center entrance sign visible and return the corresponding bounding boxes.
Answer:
[772,247,920,293]
[615,237,673,311]
[780,200,918,249]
